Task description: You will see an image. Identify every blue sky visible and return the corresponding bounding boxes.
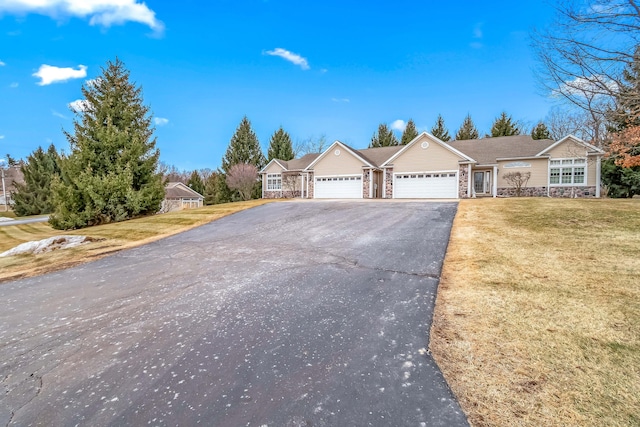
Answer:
[0,0,559,171]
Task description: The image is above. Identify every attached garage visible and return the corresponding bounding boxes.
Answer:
[315,175,362,199]
[393,172,458,199]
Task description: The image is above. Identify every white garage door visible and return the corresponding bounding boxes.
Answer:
[394,172,458,199]
[315,176,362,199]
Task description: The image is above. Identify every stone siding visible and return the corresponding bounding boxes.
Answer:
[384,168,393,198]
[549,186,597,198]
[497,186,547,197]
[308,172,314,198]
[363,170,371,198]
[458,165,469,198]
[263,190,282,199]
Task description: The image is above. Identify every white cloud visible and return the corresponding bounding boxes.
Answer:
[473,23,483,39]
[0,135,5,140]
[52,110,67,119]
[154,117,169,126]
[33,64,87,85]
[69,99,89,112]
[331,98,350,103]
[0,60,5,66]
[391,119,406,132]
[557,75,618,97]
[0,0,164,33]
[470,22,483,48]
[265,48,310,70]
[9,82,18,88]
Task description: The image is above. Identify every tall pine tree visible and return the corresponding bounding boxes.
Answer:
[267,126,294,161]
[431,114,451,141]
[12,144,60,216]
[222,116,266,173]
[531,122,551,140]
[455,114,480,140]
[187,170,205,196]
[49,58,165,230]
[369,123,399,147]
[490,112,521,137]
[400,119,419,145]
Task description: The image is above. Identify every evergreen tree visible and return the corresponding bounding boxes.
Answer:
[49,58,165,230]
[267,126,294,161]
[531,122,552,140]
[430,114,451,141]
[187,170,205,196]
[369,123,399,147]
[204,169,232,205]
[5,154,18,166]
[400,119,419,145]
[222,116,266,173]
[12,144,60,216]
[455,114,480,140]
[490,112,521,137]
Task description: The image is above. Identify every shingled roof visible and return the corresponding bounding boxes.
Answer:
[448,135,556,165]
[165,182,204,199]
[356,145,404,167]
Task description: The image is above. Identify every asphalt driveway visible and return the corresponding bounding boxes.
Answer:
[0,200,467,426]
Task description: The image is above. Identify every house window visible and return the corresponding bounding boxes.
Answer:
[266,173,282,190]
[549,159,586,185]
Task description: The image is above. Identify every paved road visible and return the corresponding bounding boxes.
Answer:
[0,216,49,226]
[0,201,467,426]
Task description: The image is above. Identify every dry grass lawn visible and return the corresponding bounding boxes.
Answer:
[0,199,273,282]
[431,198,640,427]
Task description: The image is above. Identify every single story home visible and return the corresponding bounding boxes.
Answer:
[162,182,204,212]
[260,133,604,199]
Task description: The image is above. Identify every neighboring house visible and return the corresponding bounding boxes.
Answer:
[1,165,24,207]
[162,182,204,212]
[260,132,605,199]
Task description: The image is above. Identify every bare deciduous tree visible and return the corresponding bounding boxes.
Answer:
[294,134,327,157]
[533,0,640,119]
[282,173,301,198]
[226,163,258,201]
[503,171,531,197]
[544,106,609,145]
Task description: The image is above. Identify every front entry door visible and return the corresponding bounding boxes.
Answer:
[474,171,490,194]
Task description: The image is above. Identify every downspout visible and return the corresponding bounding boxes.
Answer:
[493,166,498,197]
[382,168,386,199]
[547,159,551,197]
[467,164,472,198]
[369,169,374,199]
[596,156,602,198]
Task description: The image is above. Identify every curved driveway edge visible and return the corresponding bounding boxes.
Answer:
[0,201,468,426]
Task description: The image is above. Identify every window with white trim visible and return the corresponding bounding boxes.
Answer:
[549,158,586,185]
[266,173,282,190]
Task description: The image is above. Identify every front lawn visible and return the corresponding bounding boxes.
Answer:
[431,198,640,427]
[0,199,274,282]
